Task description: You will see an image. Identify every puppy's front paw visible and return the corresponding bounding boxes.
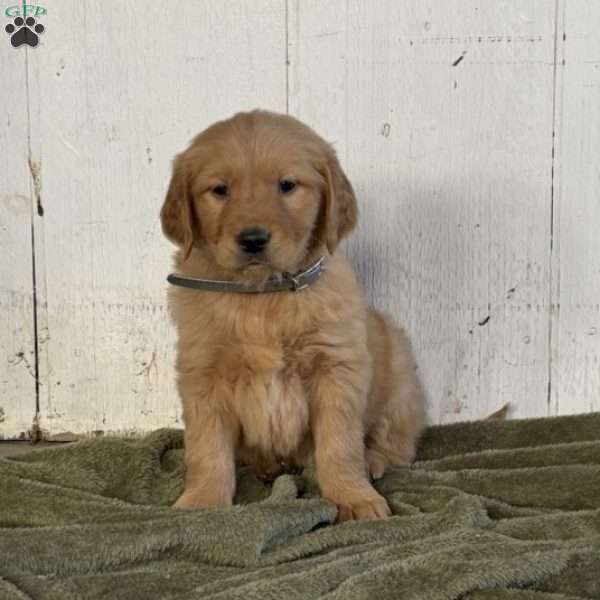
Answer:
[337,495,391,521]
[326,487,391,522]
[173,489,232,510]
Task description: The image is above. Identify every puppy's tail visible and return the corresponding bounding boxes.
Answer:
[484,403,510,421]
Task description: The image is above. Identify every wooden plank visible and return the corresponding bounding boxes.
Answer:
[289,1,556,423]
[26,0,287,437]
[0,45,36,439]
[550,0,600,415]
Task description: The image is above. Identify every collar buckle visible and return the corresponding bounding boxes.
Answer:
[284,273,306,291]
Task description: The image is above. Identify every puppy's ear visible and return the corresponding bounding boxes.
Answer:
[322,151,358,254]
[160,156,195,260]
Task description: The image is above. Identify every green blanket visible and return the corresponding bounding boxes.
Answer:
[1,413,599,600]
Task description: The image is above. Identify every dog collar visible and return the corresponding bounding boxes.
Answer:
[167,256,326,294]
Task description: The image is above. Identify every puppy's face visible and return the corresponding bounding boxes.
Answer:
[161,110,357,278]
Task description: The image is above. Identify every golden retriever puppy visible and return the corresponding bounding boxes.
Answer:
[161,110,425,521]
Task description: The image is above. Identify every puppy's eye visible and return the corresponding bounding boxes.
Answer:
[212,184,229,198]
[278,179,296,195]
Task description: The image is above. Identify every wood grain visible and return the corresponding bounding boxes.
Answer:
[289,0,557,423]
[25,0,286,437]
[0,46,36,439]
[550,0,600,415]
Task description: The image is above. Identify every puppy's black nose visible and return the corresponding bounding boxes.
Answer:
[237,227,271,254]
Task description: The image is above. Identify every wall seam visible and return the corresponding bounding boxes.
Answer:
[547,0,565,415]
[24,47,41,439]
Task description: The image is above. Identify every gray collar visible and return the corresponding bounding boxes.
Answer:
[167,256,326,294]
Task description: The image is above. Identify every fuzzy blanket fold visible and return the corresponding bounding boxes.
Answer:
[1,413,599,600]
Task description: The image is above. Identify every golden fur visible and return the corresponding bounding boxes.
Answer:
[161,110,425,521]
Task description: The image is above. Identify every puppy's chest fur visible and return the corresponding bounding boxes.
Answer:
[175,293,327,462]
[233,342,311,463]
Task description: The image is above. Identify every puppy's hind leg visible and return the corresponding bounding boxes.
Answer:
[365,318,426,480]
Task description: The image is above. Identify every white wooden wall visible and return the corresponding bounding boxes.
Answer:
[1,1,599,439]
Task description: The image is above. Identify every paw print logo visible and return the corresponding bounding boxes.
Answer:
[5,16,44,48]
